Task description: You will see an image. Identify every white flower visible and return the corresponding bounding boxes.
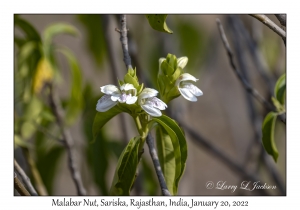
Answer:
[96,83,137,112]
[138,88,167,117]
[175,73,203,102]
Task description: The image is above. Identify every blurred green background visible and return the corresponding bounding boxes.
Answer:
[14,14,286,195]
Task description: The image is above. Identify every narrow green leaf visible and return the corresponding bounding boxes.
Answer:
[77,14,106,66]
[262,112,279,162]
[146,15,173,34]
[156,125,176,195]
[92,105,123,141]
[43,23,79,56]
[274,73,286,105]
[109,137,141,195]
[152,114,187,194]
[58,48,83,125]
[14,17,41,42]
[154,115,187,191]
[18,41,38,67]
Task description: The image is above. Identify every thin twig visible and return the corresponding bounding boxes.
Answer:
[146,134,171,196]
[14,160,38,196]
[48,84,86,195]
[249,15,286,40]
[116,15,132,70]
[275,14,286,27]
[102,14,129,144]
[216,19,278,114]
[14,172,30,196]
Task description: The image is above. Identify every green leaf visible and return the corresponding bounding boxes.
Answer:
[109,136,141,195]
[262,112,279,162]
[35,132,64,194]
[156,125,176,195]
[58,48,83,125]
[274,73,286,105]
[77,14,106,66]
[92,105,123,141]
[146,15,173,34]
[14,16,41,42]
[152,115,187,195]
[17,41,38,68]
[43,23,79,56]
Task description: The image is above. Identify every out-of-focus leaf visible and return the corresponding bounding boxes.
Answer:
[146,15,173,34]
[92,105,123,142]
[32,58,53,94]
[14,135,31,149]
[109,136,141,195]
[262,112,279,162]
[17,41,38,67]
[19,96,43,139]
[156,125,176,195]
[14,16,41,42]
[14,36,27,48]
[43,23,79,56]
[77,14,106,66]
[23,95,43,120]
[274,73,286,106]
[261,35,281,70]
[35,131,64,194]
[58,48,83,125]
[176,19,208,71]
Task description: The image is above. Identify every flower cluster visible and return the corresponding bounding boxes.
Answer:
[96,54,203,117]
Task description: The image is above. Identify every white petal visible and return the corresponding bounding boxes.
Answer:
[138,88,158,100]
[176,73,198,86]
[96,95,118,112]
[177,56,188,69]
[146,97,167,110]
[126,96,137,104]
[100,85,120,95]
[181,83,203,96]
[120,83,135,91]
[111,95,120,101]
[141,104,162,117]
[179,87,198,102]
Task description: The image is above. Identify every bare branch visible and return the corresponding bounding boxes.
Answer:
[14,172,30,196]
[275,14,286,27]
[216,19,278,113]
[146,134,171,196]
[249,14,286,40]
[48,85,86,196]
[14,160,38,196]
[116,14,132,70]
